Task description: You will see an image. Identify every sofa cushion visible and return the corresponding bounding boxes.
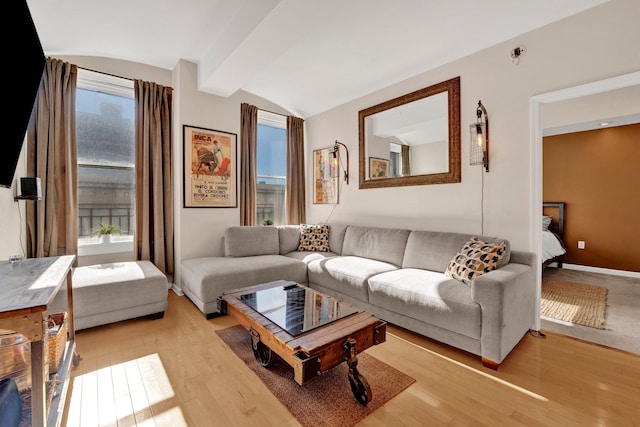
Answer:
[341,225,410,266]
[307,256,398,302]
[298,224,330,252]
[402,231,511,272]
[225,226,279,257]
[326,223,348,255]
[181,255,308,306]
[285,251,339,264]
[445,237,507,286]
[278,225,301,254]
[368,268,482,339]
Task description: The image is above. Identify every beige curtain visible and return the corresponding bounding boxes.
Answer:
[240,103,258,225]
[401,144,411,176]
[134,80,174,274]
[26,58,78,259]
[286,115,306,224]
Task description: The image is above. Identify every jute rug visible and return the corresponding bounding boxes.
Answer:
[216,325,415,427]
[541,277,608,329]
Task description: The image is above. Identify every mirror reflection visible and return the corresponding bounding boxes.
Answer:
[359,77,460,188]
[365,92,449,178]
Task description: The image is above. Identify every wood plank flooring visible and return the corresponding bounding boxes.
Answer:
[61,291,640,426]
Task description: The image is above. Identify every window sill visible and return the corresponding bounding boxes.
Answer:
[78,237,133,256]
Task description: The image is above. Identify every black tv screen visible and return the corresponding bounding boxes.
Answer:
[1,1,46,188]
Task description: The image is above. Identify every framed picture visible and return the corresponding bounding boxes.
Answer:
[313,147,339,204]
[369,157,389,179]
[183,125,237,208]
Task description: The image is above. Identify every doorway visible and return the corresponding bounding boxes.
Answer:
[530,71,640,333]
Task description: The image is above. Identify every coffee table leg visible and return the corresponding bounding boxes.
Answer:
[249,328,272,367]
[344,338,372,405]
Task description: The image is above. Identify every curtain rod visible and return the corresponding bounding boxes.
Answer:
[258,107,289,118]
[78,65,134,82]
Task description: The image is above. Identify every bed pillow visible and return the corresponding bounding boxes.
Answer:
[542,215,553,231]
[297,224,330,252]
[445,237,507,286]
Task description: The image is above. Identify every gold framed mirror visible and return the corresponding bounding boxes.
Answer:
[358,76,461,188]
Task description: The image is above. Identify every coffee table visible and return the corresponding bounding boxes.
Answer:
[217,280,387,404]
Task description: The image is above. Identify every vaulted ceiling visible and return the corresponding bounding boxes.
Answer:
[27,0,608,118]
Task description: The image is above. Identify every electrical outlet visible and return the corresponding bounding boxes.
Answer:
[577,241,586,249]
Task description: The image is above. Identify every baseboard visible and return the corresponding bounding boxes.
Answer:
[562,263,640,279]
[171,284,184,296]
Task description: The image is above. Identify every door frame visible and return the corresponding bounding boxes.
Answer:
[529,71,640,330]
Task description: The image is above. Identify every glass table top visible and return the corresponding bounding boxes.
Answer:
[239,282,360,336]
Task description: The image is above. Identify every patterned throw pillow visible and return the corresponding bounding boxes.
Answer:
[445,237,506,286]
[297,224,330,252]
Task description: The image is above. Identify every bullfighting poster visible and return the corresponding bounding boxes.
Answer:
[183,125,237,207]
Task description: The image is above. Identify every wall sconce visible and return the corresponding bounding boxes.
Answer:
[332,140,349,184]
[469,100,489,172]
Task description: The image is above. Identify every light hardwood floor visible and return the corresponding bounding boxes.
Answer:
[61,291,639,427]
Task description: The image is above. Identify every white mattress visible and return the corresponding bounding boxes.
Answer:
[542,230,566,262]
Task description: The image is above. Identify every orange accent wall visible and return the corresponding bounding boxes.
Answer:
[543,123,640,272]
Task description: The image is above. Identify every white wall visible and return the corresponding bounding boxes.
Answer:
[305,0,640,251]
[543,85,640,130]
[411,141,448,175]
[0,146,27,261]
[172,59,292,288]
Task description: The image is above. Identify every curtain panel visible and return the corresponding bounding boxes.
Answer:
[286,115,306,224]
[401,144,411,176]
[26,57,78,259]
[240,103,258,226]
[134,80,174,274]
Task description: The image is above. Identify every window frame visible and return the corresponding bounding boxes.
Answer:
[76,69,136,256]
[256,110,287,226]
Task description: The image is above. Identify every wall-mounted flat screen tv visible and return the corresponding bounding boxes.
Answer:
[1,1,46,188]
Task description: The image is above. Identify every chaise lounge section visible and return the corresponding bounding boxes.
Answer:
[180,224,536,368]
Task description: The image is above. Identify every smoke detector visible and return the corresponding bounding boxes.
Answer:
[510,45,526,65]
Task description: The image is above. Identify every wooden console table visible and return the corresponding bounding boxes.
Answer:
[0,255,80,427]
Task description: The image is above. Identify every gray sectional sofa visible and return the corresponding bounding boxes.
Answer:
[180,224,536,368]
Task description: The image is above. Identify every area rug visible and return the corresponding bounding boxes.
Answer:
[216,325,415,427]
[541,277,608,329]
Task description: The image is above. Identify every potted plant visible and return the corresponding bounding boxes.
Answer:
[262,218,273,226]
[91,221,122,243]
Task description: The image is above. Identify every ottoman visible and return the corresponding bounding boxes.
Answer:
[72,261,168,330]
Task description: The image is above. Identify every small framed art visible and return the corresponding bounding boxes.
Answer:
[313,147,339,204]
[369,157,389,179]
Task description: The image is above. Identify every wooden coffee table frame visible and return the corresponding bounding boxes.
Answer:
[217,280,386,404]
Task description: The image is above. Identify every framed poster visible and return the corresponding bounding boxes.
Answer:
[183,125,237,208]
[313,147,338,204]
[369,157,389,179]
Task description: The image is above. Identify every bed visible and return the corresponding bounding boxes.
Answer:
[542,202,567,267]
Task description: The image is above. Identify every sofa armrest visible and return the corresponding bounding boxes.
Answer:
[470,260,536,364]
[509,250,536,269]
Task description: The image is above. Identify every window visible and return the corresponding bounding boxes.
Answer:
[256,110,287,225]
[390,151,400,177]
[76,69,135,255]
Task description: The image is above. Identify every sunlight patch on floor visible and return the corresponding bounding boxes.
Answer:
[387,332,549,402]
[67,353,187,426]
